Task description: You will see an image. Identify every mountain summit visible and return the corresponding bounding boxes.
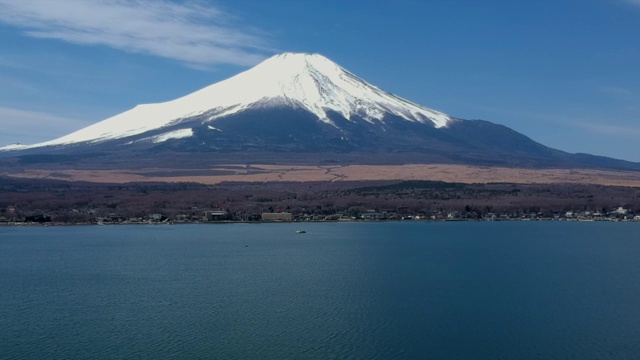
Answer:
[5,53,450,149]
[2,52,639,171]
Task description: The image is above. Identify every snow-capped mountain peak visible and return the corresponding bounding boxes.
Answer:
[239,53,450,127]
[2,52,451,150]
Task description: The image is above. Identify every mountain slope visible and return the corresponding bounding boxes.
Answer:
[3,53,449,149]
[1,52,638,171]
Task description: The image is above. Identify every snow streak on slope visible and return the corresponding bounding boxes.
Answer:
[147,128,194,143]
[1,53,451,150]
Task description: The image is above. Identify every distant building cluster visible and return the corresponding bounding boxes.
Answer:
[261,212,293,221]
[2,205,639,226]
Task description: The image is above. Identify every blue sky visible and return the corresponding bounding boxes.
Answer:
[0,0,639,161]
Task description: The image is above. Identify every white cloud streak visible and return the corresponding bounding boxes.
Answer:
[580,122,640,137]
[601,86,634,97]
[0,106,88,145]
[621,0,640,7]
[0,0,270,67]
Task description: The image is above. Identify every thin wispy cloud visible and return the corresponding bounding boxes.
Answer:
[581,122,640,137]
[621,0,640,7]
[0,106,89,146]
[459,103,640,139]
[0,0,270,67]
[601,86,634,97]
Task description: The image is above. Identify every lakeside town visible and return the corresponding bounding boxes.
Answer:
[2,178,640,226]
[2,205,639,226]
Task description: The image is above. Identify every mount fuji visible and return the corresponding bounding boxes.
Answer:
[1,53,638,170]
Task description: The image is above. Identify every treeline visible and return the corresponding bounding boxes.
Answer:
[1,177,639,224]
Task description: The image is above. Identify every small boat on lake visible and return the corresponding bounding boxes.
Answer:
[296,230,306,234]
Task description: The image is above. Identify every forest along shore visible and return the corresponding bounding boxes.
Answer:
[1,178,639,225]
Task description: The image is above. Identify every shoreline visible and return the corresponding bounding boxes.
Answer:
[2,217,638,227]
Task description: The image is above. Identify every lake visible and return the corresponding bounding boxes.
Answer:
[1,222,639,359]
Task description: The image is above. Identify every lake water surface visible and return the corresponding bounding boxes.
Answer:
[1,222,640,359]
